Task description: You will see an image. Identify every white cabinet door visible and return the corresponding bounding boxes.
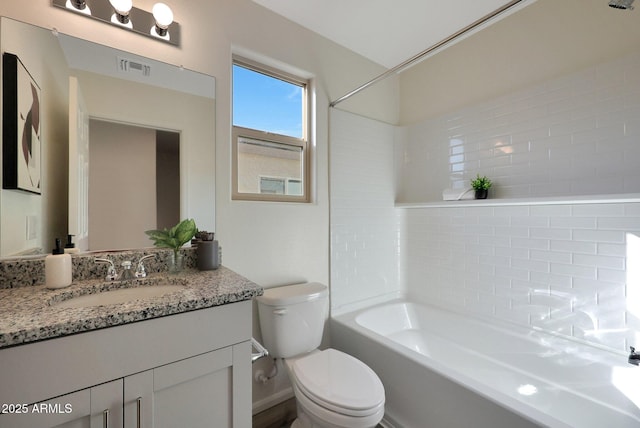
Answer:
[123,370,153,428]
[123,347,234,428]
[0,379,122,428]
[90,379,123,428]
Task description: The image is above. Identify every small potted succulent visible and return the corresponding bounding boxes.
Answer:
[145,219,197,273]
[470,174,492,199]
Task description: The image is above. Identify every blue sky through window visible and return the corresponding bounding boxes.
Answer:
[233,64,303,139]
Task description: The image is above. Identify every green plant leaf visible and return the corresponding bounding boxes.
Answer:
[145,219,197,251]
[174,219,197,246]
[470,174,492,190]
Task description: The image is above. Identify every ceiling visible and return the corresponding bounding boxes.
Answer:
[252,0,535,69]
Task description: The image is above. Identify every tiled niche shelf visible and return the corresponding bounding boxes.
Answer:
[396,193,640,209]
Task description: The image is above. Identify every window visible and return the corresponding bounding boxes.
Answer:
[232,57,310,202]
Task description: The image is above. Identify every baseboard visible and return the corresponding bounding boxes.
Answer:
[379,415,398,428]
[252,387,295,415]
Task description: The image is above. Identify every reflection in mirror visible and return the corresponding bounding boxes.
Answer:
[0,17,215,258]
[88,120,180,250]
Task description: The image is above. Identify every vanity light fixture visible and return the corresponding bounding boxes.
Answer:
[53,0,181,46]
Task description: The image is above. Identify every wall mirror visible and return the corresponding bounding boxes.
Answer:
[0,17,216,258]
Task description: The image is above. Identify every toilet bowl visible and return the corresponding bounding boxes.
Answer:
[286,349,385,428]
[256,283,385,428]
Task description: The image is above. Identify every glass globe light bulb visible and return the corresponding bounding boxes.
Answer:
[109,0,133,15]
[152,3,174,29]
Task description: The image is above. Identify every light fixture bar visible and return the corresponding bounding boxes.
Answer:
[52,0,181,47]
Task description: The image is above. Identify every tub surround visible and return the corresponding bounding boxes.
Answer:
[330,106,640,426]
[0,259,262,349]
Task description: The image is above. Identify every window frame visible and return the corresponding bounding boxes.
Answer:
[231,56,310,203]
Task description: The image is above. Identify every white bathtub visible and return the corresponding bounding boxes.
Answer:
[330,299,640,428]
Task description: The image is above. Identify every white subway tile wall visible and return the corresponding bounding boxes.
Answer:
[400,203,640,352]
[396,50,640,203]
[329,109,401,311]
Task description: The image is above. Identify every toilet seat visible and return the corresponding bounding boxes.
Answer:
[289,348,385,417]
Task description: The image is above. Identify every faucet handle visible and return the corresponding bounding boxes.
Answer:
[135,254,156,278]
[95,258,118,281]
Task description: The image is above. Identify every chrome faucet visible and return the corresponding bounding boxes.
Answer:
[629,347,640,366]
[135,254,156,278]
[95,256,155,281]
[95,258,118,281]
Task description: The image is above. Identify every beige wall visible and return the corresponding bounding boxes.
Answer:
[238,153,301,194]
[89,120,156,250]
[400,0,640,124]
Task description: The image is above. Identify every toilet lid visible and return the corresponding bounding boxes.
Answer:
[291,349,385,415]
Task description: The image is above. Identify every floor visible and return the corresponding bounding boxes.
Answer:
[252,398,297,428]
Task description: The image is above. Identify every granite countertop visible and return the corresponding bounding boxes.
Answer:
[0,266,262,349]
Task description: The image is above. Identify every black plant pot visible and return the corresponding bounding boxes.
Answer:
[475,189,488,199]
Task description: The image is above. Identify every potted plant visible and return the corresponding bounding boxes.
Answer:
[470,174,492,199]
[145,219,197,272]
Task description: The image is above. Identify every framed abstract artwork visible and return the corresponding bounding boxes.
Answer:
[3,52,42,194]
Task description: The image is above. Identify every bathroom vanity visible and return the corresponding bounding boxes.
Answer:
[0,266,262,428]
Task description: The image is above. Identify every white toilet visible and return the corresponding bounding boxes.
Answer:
[257,282,385,428]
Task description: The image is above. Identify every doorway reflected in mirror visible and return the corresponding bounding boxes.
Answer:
[89,120,179,251]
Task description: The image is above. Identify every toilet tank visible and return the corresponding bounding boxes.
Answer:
[257,283,329,358]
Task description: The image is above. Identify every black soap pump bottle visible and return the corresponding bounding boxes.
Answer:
[45,238,72,289]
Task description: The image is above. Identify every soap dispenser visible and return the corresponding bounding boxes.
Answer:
[45,238,72,289]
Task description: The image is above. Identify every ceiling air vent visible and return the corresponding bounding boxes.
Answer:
[117,56,151,77]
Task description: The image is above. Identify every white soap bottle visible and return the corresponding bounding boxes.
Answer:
[46,238,72,289]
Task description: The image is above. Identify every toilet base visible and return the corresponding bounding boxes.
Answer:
[291,392,383,428]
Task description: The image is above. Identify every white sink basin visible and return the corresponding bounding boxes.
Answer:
[53,284,183,309]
